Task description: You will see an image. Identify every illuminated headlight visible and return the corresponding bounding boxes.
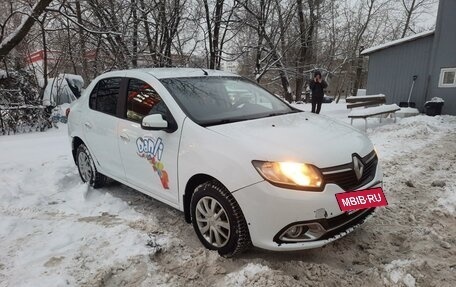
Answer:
[252,161,324,191]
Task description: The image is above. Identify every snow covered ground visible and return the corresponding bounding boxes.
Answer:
[1,102,455,286]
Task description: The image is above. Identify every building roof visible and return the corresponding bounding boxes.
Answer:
[361,30,435,55]
[26,50,62,64]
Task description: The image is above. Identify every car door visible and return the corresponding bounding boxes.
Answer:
[117,76,181,207]
[83,77,126,181]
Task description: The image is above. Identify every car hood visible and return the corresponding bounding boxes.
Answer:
[206,112,374,168]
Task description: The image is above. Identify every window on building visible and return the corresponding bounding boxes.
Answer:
[439,68,456,88]
[89,78,122,115]
[126,78,171,122]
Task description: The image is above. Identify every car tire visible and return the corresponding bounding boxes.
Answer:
[76,144,106,188]
[190,180,251,257]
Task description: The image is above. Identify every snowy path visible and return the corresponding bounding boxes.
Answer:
[1,111,455,286]
[0,128,165,286]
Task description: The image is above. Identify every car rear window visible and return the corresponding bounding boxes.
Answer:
[89,77,121,116]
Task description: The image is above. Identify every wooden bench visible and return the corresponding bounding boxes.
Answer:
[346,94,388,109]
[346,94,400,131]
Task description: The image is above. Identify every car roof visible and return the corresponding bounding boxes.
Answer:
[105,68,240,79]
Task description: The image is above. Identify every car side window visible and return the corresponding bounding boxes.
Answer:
[89,78,121,116]
[126,78,171,122]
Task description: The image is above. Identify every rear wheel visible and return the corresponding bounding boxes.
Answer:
[76,144,106,188]
[190,180,251,257]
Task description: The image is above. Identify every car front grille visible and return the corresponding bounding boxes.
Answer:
[318,208,376,240]
[321,150,378,191]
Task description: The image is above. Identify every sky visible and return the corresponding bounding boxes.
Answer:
[417,0,439,29]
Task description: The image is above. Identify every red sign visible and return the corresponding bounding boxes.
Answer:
[335,187,388,211]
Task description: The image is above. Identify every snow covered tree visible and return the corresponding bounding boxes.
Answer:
[0,0,53,61]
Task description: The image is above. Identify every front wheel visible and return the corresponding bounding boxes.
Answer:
[190,180,251,257]
[76,144,106,188]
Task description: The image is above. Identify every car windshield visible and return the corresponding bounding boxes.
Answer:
[160,77,298,126]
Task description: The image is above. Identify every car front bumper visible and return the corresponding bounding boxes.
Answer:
[232,165,383,251]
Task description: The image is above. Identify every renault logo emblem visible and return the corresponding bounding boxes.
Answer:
[353,156,364,180]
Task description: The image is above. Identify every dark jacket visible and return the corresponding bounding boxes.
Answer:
[309,79,328,98]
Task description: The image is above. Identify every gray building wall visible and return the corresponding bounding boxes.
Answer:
[365,35,434,110]
[427,0,456,115]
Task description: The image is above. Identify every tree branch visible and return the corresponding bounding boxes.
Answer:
[0,0,53,59]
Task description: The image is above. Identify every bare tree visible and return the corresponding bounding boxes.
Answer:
[131,0,139,67]
[75,1,89,80]
[202,0,239,69]
[351,0,379,96]
[1,0,432,103]
[401,0,436,37]
[203,0,224,69]
[295,0,321,102]
[0,0,53,60]
[237,0,295,102]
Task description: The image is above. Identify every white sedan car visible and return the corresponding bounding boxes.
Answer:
[67,68,382,256]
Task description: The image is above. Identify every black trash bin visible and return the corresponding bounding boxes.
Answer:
[424,102,444,116]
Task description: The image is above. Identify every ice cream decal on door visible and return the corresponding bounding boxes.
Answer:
[136,136,169,189]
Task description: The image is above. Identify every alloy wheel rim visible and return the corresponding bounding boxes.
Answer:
[195,196,231,248]
[78,152,93,183]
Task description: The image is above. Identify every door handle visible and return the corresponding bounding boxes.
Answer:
[84,122,92,129]
[120,133,130,142]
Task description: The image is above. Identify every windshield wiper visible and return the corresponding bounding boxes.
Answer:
[265,110,301,117]
[265,112,286,117]
[202,118,249,127]
[202,110,301,126]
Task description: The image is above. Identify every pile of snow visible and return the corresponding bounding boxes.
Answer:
[370,115,456,160]
[223,262,307,286]
[437,184,456,214]
[0,128,163,285]
[397,107,420,118]
[348,103,399,117]
[43,74,83,106]
[224,263,271,286]
[64,74,84,91]
[426,97,444,104]
[1,211,149,286]
[384,260,417,287]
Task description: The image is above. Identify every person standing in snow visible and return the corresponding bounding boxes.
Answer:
[308,70,328,114]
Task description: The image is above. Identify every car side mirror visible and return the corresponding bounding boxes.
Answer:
[141,114,178,133]
[141,114,168,130]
